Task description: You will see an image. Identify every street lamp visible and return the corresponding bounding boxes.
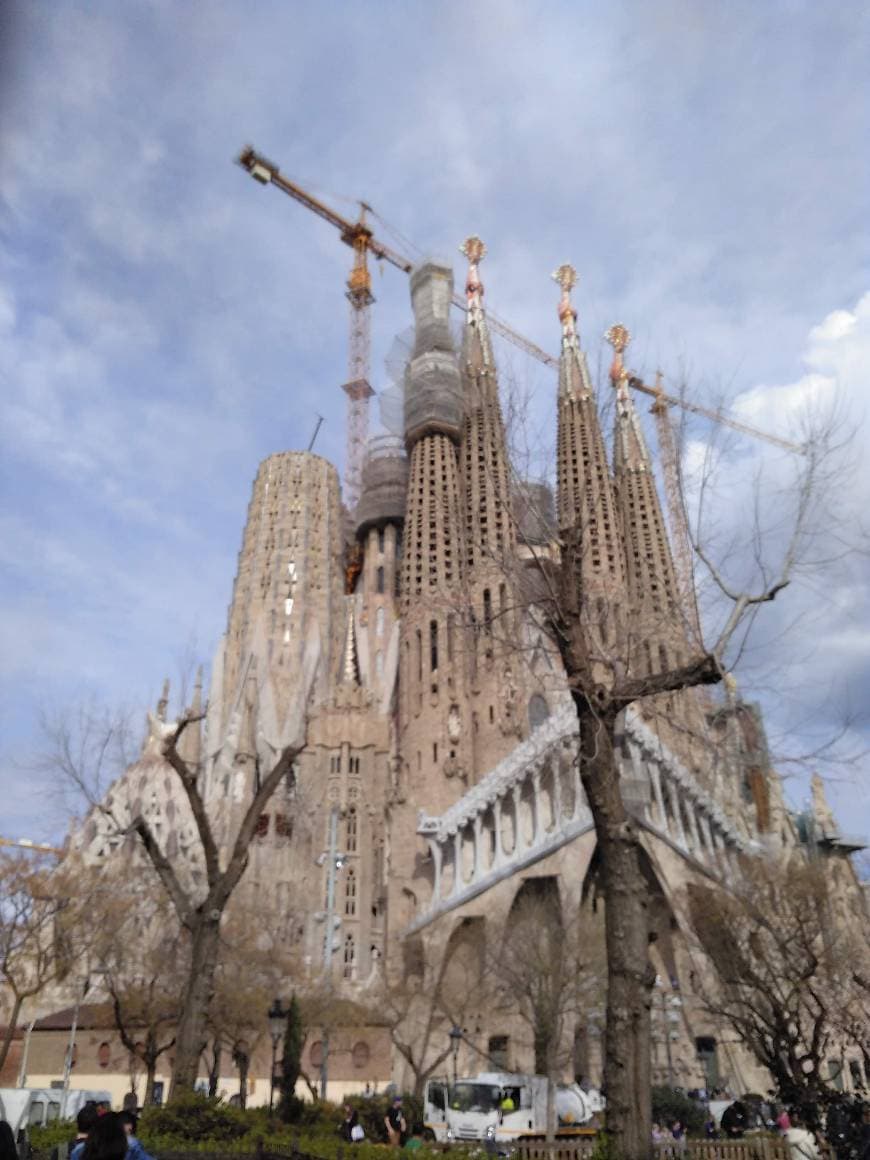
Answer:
[267,997,287,1112]
[449,1025,463,1086]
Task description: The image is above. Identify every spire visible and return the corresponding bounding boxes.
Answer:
[460,236,495,378]
[459,236,515,571]
[553,264,594,401]
[181,665,204,769]
[606,324,652,470]
[156,677,170,723]
[341,599,360,685]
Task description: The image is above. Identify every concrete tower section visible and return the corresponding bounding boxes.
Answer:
[354,434,408,709]
[458,238,532,774]
[553,266,628,688]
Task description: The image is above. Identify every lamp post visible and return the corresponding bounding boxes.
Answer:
[449,1025,463,1086]
[267,997,287,1113]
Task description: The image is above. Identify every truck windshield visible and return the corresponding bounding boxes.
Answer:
[448,1084,501,1113]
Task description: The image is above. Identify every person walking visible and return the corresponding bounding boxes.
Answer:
[119,1112,154,1160]
[81,1115,129,1160]
[784,1111,820,1160]
[0,1121,18,1160]
[385,1097,406,1147]
[68,1105,100,1160]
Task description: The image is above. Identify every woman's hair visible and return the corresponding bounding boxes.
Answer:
[0,1120,18,1160]
[81,1113,128,1160]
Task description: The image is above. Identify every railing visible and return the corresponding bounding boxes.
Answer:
[513,1138,810,1160]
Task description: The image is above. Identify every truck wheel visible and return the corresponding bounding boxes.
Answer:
[422,1129,436,1142]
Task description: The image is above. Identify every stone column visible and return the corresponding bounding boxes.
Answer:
[666,779,687,847]
[452,831,463,896]
[650,761,668,833]
[493,797,505,867]
[472,815,483,881]
[429,839,442,902]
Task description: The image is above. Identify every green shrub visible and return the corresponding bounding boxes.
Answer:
[140,1092,251,1142]
[29,1119,77,1157]
[651,1086,707,1137]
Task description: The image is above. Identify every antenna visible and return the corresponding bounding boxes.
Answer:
[308,413,325,452]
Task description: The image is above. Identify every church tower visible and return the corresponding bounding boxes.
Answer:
[459,238,527,772]
[607,325,708,755]
[398,260,471,808]
[553,266,627,686]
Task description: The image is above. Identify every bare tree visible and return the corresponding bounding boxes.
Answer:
[686,857,868,1122]
[486,886,605,1139]
[0,850,87,1072]
[89,883,184,1104]
[510,363,854,1157]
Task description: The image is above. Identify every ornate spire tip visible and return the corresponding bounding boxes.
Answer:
[460,236,486,265]
[552,264,577,293]
[604,323,630,353]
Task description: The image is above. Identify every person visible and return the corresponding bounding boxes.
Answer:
[651,1122,665,1145]
[0,1121,17,1160]
[671,1121,686,1151]
[341,1105,362,1143]
[403,1126,425,1152]
[777,1108,792,1133]
[81,1115,128,1160]
[499,1091,515,1115]
[68,1104,101,1160]
[385,1097,406,1147]
[721,1100,748,1139]
[784,1111,820,1160]
[119,1112,154,1160]
[858,1104,870,1160]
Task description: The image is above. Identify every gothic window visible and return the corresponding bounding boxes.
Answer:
[429,619,439,672]
[345,868,357,917]
[528,695,550,733]
[343,933,356,980]
[346,807,358,853]
[349,755,360,775]
[255,813,270,840]
[377,528,385,554]
[275,814,293,840]
[377,566,385,595]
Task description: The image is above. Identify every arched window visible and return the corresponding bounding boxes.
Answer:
[429,619,439,671]
[345,867,357,917]
[376,566,385,594]
[309,1040,323,1069]
[346,807,358,853]
[352,1041,371,1069]
[528,695,550,733]
[98,1042,111,1069]
[483,588,493,629]
[343,933,356,980]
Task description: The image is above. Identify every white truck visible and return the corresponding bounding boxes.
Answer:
[423,1072,602,1144]
[0,1088,112,1136]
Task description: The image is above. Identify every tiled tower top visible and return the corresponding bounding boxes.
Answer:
[460,237,515,572]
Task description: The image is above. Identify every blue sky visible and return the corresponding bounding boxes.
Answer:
[1,0,868,847]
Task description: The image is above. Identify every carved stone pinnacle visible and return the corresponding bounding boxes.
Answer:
[460,236,487,265]
[552,264,577,293]
[604,323,631,353]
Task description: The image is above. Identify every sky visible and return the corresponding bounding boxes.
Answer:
[1,0,868,848]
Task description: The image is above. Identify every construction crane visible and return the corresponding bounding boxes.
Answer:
[0,836,64,856]
[235,146,804,539]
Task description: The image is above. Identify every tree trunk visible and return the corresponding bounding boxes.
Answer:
[545,1069,556,1143]
[144,1059,156,1106]
[576,700,654,1160]
[170,914,221,1094]
[239,1053,249,1109]
[208,1042,221,1097]
[0,994,23,1075]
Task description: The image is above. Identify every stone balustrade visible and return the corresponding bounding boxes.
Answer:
[407,703,754,933]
